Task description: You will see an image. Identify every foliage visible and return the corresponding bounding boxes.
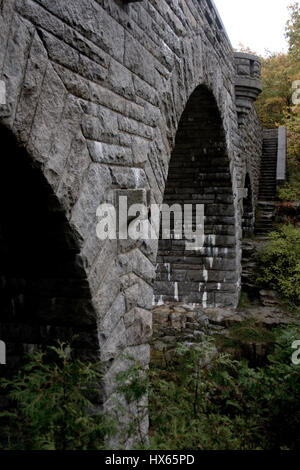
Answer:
[0,342,114,450]
[235,43,258,56]
[218,319,275,346]
[256,52,293,128]
[278,182,300,202]
[1,330,300,451]
[253,3,300,201]
[121,326,300,450]
[286,2,300,62]
[255,225,300,305]
[120,326,300,450]
[114,357,149,448]
[236,325,300,450]
[255,3,300,127]
[147,340,259,450]
[284,110,300,199]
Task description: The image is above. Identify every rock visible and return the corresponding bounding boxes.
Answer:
[259,290,281,307]
[168,312,186,330]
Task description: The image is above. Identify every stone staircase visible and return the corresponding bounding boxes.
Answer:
[255,129,278,234]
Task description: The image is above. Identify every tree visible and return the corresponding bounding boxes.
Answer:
[286,2,300,62]
[253,2,300,200]
[255,53,293,128]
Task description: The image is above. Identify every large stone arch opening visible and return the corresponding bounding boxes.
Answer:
[0,126,98,379]
[154,85,238,308]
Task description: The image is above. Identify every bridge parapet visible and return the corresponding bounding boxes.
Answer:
[199,0,232,44]
[277,126,287,183]
[234,52,262,125]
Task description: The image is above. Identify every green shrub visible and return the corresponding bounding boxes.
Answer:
[255,225,300,305]
[147,340,258,450]
[118,325,300,450]
[278,183,300,202]
[148,327,300,450]
[237,325,300,449]
[0,342,114,450]
[2,328,300,451]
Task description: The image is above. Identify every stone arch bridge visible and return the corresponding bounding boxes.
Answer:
[0,0,268,419]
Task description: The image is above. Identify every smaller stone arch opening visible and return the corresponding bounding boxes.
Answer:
[154,85,238,309]
[0,126,98,381]
[242,174,254,237]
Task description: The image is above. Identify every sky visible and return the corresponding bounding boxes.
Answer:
[213,0,292,56]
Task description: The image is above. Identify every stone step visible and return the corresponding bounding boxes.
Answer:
[259,190,276,193]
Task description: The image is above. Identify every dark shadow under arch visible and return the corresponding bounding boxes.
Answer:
[242,174,254,236]
[0,126,98,378]
[154,85,238,308]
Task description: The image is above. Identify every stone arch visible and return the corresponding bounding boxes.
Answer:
[0,1,266,439]
[154,85,238,309]
[242,173,255,236]
[0,125,98,376]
